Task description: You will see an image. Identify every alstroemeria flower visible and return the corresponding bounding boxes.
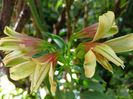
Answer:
[76,11,133,78]
[0,26,47,56]
[0,27,57,94]
[30,53,57,94]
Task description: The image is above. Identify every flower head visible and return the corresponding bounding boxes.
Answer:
[0,27,58,94]
[30,53,58,94]
[0,26,47,56]
[76,11,133,78]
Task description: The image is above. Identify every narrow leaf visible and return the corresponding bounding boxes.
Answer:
[32,50,49,58]
[51,34,66,49]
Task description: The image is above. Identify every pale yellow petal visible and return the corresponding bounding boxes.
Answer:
[3,51,23,61]
[95,53,113,73]
[93,11,118,41]
[30,64,42,91]
[0,39,19,50]
[10,61,36,80]
[105,34,133,53]
[84,50,96,78]
[3,56,29,67]
[49,64,56,95]
[4,26,20,37]
[93,44,125,68]
[30,63,50,92]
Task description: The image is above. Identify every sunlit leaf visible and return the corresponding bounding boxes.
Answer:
[84,50,96,78]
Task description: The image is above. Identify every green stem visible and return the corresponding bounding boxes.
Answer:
[27,0,48,38]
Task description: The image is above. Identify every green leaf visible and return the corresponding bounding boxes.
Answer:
[51,34,66,49]
[84,50,96,78]
[55,90,76,99]
[27,0,48,37]
[32,50,49,58]
[93,44,124,68]
[76,43,85,59]
[80,91,114,99]
[93,11,118,41]
[105,34,133,53]
[88,80,105,92]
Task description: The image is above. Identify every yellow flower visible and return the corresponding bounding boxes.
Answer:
[76,11,133,78]
[0,27,57,94]
[30,53,57,94]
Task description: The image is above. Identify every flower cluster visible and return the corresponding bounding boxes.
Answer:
[1,11,133,95]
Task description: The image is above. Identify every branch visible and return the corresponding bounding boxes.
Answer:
[0,0,16,36]
[14,4,31,32]
[114,0,127,18]
[53,8,66,35]
[65,0,74,40]
[84,0,89,27]
[53,0,74,38]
